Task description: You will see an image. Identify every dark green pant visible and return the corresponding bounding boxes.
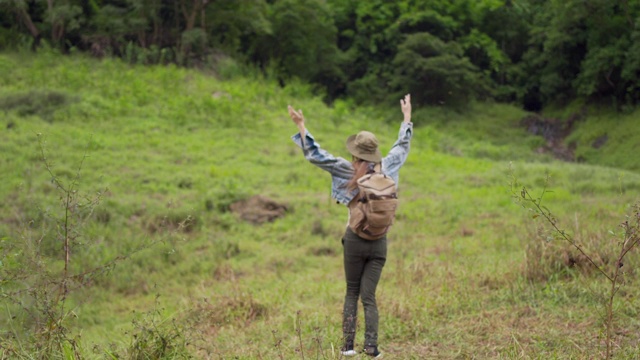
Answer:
[342,227,387,347]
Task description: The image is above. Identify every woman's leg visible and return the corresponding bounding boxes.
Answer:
[360,237,387,347]
[360,254,386,347]
[342,228,388,349]
[342,229,366,345]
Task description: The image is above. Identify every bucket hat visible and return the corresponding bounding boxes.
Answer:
[346,131,382,163]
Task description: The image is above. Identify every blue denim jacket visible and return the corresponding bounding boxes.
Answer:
[291,122,413,205]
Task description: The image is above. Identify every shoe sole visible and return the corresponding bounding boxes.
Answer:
[366,352,382,358]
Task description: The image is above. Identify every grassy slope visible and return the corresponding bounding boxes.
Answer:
[1,51,640,359]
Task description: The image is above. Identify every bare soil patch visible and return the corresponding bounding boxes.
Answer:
[229,195,288,224]
[520,109,592,161]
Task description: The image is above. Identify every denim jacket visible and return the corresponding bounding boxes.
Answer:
[291,121,413,205]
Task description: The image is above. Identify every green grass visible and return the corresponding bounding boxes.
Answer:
[2,49,640,359]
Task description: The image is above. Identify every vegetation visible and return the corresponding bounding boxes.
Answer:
[512,172,640,360]
[1,0,639,110]
[1,50,640,358]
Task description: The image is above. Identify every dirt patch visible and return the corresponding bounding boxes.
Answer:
[520,109,587,161]
[229,195,288,224]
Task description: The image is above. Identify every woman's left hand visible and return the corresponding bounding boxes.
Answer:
[400,94,411,123]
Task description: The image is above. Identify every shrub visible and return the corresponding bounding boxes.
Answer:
[0,90,74,121]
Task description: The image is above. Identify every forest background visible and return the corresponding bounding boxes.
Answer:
[2,0,640,359]
[3,0,640,111]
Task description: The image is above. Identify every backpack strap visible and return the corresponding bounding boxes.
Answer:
[373,163,382,173]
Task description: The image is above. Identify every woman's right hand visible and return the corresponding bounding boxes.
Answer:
[288,105,306,137]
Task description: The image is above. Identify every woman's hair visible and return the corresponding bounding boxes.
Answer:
[347,158,371,192]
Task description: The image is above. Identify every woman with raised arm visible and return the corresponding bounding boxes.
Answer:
[288,95,413,358]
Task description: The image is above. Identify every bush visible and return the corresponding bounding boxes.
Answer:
[0,27,23,50]
[126,296,194,360]
[0,90,74,121]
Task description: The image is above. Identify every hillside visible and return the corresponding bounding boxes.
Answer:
[1,51,640,359]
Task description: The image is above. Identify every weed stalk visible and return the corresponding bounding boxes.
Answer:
[511,169,640,359]
[296,310,305,360]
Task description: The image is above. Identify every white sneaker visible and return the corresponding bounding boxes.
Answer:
[341,342,357,356]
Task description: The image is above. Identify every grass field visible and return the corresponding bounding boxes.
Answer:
[1,50,640,359]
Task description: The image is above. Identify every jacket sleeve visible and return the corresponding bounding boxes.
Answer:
[291,130,354,180]
[382,122,413,179]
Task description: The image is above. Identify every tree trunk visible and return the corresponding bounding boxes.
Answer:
[152,0,160,48]
[46,0,56,42]
[200,0,208,59]
[18,10,39,38]
[46,0,65,45]
[15,2,41,48]
[178,0,211,64]
[180,0,199,63]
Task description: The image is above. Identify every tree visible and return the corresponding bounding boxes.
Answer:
[44,0,84,48]
[573,0,640,105]
[391,32,486,108]
[622,16,640,105]
[521,0,640,108]
[329,0,503,106]
[251,0,345,99]
[0,0,43,47]
[205,0,271,56]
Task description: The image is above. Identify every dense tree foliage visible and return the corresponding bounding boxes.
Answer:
[1,0,638,110]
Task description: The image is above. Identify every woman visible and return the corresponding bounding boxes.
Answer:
[288,94,413,358]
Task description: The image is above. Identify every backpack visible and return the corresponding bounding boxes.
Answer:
[348,166,398,240]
